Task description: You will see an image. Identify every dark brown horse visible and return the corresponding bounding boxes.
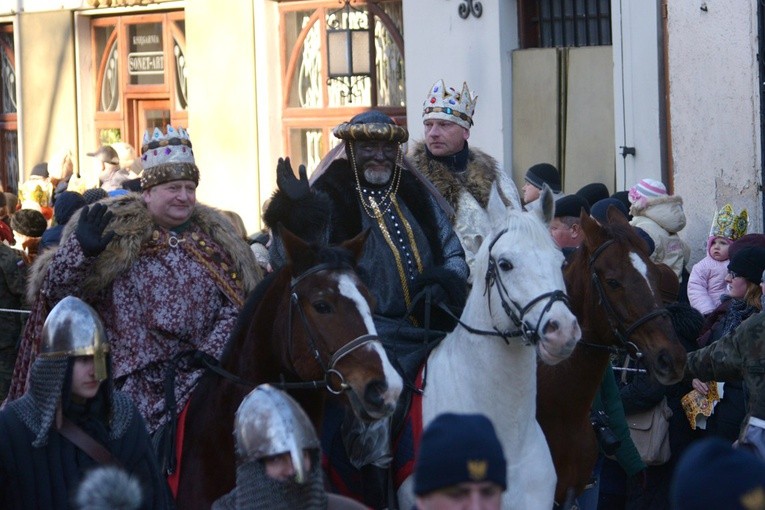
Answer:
[537,207,687,504]
[175,227,403,509]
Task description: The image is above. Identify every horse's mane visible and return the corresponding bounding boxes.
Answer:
[221,243,359,360]
[504,209,561,251]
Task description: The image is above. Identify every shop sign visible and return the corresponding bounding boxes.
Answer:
[128,51,164,76]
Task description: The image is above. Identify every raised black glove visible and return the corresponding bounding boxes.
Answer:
[75,203,115,257]
[275,157,309,201]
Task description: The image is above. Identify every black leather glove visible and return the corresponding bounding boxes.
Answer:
[75,203,115,257]
[276,157,309,201]
[410,267,467,331]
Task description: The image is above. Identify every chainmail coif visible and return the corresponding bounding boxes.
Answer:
[212,451,328,510]
[9,356,133,447]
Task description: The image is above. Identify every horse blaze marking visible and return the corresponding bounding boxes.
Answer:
[628,252,655,297]
[335,273,402,393]
[337,274,376,335]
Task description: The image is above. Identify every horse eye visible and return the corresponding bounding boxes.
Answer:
[312,301,333,314]
[498,259,513,272]
[606,279,620,289]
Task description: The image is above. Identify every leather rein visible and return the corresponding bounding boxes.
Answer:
[578,238,669,358]
[441,228,571,346]
[170,263,378,397]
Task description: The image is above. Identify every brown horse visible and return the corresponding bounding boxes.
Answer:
[537,207,687,504]
[174,227,403,509]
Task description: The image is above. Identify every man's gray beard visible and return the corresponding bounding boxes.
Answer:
[363,167,392,185]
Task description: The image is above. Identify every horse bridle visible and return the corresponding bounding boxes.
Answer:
[285,262,379,395]
[445,228,570,346]
[582,239,670,357]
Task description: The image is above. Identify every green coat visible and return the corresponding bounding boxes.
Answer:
[593,369,647,477]
[0,244,26,401]
[687,312,765,440]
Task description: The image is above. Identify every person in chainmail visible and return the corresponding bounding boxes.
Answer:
[212,384,366,510]
[0,296,171,510]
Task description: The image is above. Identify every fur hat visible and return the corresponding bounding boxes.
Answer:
[11,208,47,237]
[671,437,765,510]
[422,80,477,130]
[727,246,765,285]
[554,194,589,218]
[87,145,120,166]
[576,182,609,207]
[140,125,199,190]
[414,413,506,496]
[628,178,667,208]
[525,163,561,193]
[30,162,49,178]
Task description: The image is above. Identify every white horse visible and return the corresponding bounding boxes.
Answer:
[398,185,582,510]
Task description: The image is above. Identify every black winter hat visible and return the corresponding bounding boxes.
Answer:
[727,246,765,285]
[590,198,629,224]
[53,191,86,225]
[671,437,765,510]
[414,413,506,496]
[554,194,589,218]
[82,188,108,205]
[610,191,633,220]
[30,162,49,178]
[576,182,609,207]
[122,178,142,193]
[11,209,47,237]
[524,163,561,193]
[728,234,765,262]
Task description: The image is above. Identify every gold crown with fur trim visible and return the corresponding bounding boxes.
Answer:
[422,79,477,130]
[140,125,199,189]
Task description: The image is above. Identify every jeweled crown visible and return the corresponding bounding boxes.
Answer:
[140,125,199,189]
[710,203,748,241]
[422,79,478,130]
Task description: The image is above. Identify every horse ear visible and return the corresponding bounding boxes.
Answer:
[341,228,369,263]
[278,223,313,268]
[607,205,630,226]
[486,183,508,232]
[536,184,555,225]
[579,209,605,252]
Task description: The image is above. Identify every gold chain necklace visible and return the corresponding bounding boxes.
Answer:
[350,143,403,219]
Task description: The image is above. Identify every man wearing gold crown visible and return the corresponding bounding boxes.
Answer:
[6,126,261,439]
[409,80,521,282]
[264,110,468,507]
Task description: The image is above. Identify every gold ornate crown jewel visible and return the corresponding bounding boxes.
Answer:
[140,125,199,189]
[422,79,478,130]
[710,203,748,241]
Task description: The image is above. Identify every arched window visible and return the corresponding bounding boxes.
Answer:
[0,24,17,193]
[279,0,405,171]
[92,11,187,149]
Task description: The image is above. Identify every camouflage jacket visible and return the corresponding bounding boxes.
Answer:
[686,312,765,439]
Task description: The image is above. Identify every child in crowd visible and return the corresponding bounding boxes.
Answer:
[628,178,690,280]
[688,204,748,315]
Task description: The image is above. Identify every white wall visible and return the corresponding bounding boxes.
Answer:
[612,0,664,192]
[666,2,762,264]
[403,0,518,171]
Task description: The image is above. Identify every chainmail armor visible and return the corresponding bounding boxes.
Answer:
[229,453,328,510]
[9,357,133,447]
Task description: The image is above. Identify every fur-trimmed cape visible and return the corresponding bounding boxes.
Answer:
[26,193,261,305]
[408,141,519,215]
